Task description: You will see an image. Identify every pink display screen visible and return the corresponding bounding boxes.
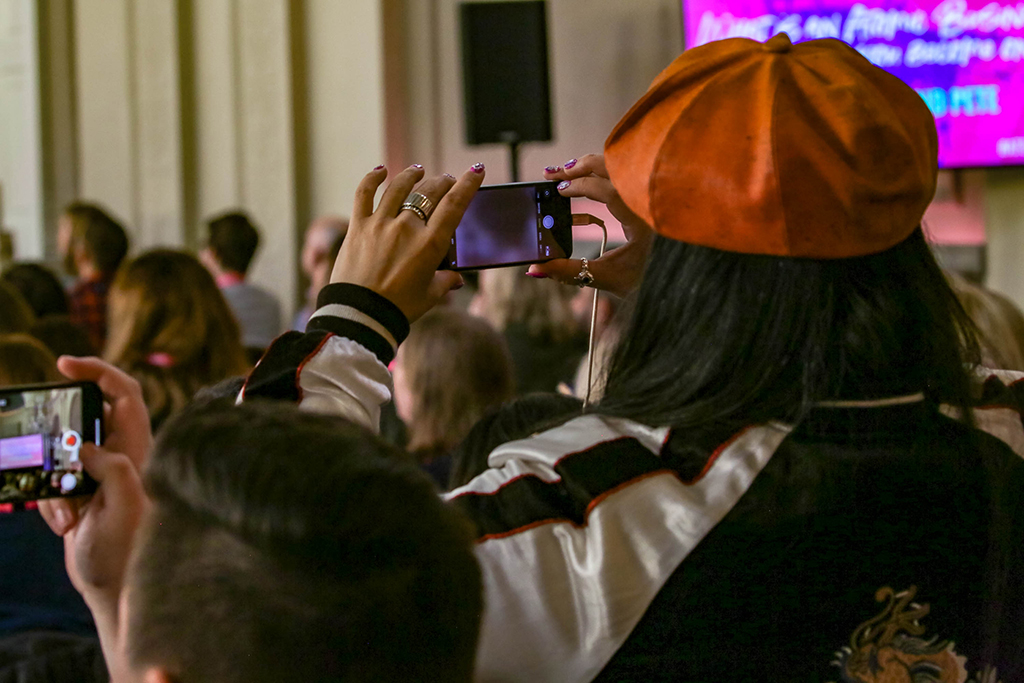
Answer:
[0,434,45,471]
[683,0,1024,168]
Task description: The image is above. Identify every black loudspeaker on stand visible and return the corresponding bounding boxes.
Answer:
[460,1,553,182]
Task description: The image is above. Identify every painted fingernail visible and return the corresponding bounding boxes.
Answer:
[373,164,385,170]
[471,162,485,173]
[544,165,560,173]
[564,158,578,169]
[411,163,424,169]
[444,173,456,179]
[526,272,548,279]
[557,180,571,191]
[451,281,465,291]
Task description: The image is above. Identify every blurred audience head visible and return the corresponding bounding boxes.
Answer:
[127,400,482,683]
[302,215,348,279]
[59,202,129,279]
[0,334,60,386]
[393,308,514,458]
[946,271,1024,371]
[309,230,346,302]
[2,263,69,318]
[0,280,37,335]
[201,211,260,278]
[29,316,97,359]
[105,249,248,429]
[471,267,579,343]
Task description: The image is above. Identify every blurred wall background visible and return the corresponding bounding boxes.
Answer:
[1,0,1023,320]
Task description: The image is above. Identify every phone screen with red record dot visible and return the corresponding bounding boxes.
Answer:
[0,382,103,506]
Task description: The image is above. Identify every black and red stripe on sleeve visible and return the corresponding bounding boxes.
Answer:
[241,283,409,403]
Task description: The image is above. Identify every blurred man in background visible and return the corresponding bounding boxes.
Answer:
[58,202,130,353]
[293,215,347,330]
[200,211,282,363]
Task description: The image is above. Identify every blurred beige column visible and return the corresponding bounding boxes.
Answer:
[66,0,391,316]
[38,0,78,254]
[233,0,298,308]
[74,0,137,233]
[0,0,45,258]
[74,0,185,246]
[193,0,388,314]
[305,0,386,217]
[984,167,1024,310]
[135,0,186,247]
[191,0,240,217]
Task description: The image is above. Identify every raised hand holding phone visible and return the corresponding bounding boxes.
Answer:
[531,154,654,298]
[37,358,152,589]
[33,357,152,683]
[331,163,485,323]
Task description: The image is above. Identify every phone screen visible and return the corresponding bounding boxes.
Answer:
[0,383,102,504]
[443,181,572,270]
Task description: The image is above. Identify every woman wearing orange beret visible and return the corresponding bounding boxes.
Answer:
[246,33,1023,683]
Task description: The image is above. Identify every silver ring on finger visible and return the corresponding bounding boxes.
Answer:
[400,192,435,222]
[574,258,595,288]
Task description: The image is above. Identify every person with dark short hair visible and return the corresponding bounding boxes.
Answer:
[241,34,1024,682]
[1,263,70,319]
[200,211,282,360]
[39,358,482,683]
[58,203,130,353]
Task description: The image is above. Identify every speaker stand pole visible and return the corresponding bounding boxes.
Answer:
[507,140,522,182]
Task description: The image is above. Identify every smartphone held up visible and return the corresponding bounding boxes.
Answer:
[442,180,572,271]
[0,382,103,506]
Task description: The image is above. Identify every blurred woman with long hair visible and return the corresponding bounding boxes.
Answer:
[106,250,248,430]
[469,267,587,394]
[239,34,1024,679]
[392,307,514,489]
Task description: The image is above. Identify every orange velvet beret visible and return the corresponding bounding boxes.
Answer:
[604,33,939,259]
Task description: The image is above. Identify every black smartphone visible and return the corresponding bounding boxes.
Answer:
[0,381,103,505]
[442,181,572,270]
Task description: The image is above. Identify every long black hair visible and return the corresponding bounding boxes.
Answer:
[596,228,980,431]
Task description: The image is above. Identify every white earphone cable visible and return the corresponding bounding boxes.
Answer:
[571,214,608,411]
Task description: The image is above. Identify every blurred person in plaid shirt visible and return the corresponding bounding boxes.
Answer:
[57,203,129,353]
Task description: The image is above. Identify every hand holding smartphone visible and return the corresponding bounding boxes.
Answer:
[441,180,573,270]
[0,382,103,504]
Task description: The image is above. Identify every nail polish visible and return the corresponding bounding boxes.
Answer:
[557,180,571,191]
[444,173,456,179]
[471,162,485,173]
[411,163,424,169]
[451,281,465,291]
[373,164,386,170]
[564,158,578,169]
[544,165,560,173]
[526,272,548,279]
